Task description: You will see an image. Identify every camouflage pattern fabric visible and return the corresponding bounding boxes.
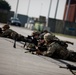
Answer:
[45,42,69,59]
[1,29,17,39]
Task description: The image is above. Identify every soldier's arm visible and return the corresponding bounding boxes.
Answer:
[1,29,11,37]
[44,43,56,56]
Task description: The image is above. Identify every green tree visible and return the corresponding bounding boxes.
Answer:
[0,0,11,11]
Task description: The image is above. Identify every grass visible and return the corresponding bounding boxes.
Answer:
[54,33,76,39]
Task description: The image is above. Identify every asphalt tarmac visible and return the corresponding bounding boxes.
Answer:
[0,23,76,75]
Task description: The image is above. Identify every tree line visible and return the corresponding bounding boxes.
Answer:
[0,0,11,11]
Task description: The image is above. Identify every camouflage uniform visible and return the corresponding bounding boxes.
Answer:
[44,33,76,62]
[45,42,69,59]
[35,32,58,55]
[1,28,17,38]
[1,24,26,42]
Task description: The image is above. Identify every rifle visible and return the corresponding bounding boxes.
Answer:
[40,56,76,75]
[24,44,47,55]
[60,64,76,75]
[13,33,27,48]
[23,35,33,47]
[58,60,76,75]
[13,35,37,48]
[25,48,37,54]
[63,41,74,45]
[52,39,74,48]
[13,33,18,48]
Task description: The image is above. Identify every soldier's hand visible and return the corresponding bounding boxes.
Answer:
[35,46,38,49]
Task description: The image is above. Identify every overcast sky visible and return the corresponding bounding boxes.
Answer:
[5,0,67,20]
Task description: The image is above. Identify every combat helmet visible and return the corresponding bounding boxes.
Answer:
[44,33,55,42]
[2,24,10,31]
[32,31,40,37]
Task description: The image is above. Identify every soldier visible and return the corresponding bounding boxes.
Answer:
[25,31,40,53]
[36,31,59,55]
[0,24,28,42]
[31,31,40,46]
[1,24,17,39]
[43,33,76,62]
[25,30,47,54]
